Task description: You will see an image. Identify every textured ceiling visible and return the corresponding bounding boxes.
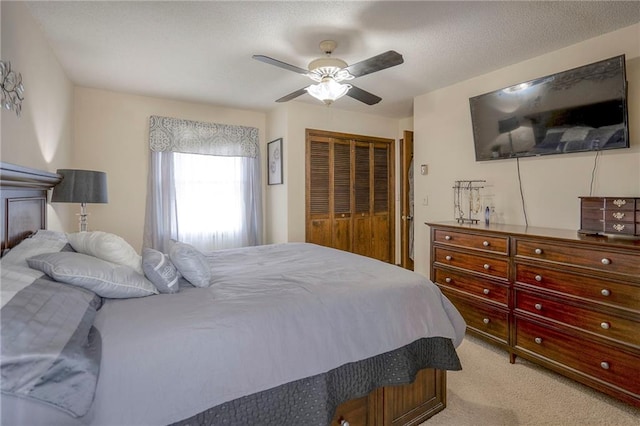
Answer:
[25,1,640,119]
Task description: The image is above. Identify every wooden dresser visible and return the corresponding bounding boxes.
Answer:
[427,221,640,407]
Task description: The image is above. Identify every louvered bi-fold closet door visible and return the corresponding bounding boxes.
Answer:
[306,130,394,263]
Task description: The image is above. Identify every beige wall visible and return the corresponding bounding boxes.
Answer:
[73,87,266,251]
[413,24,640,277]
[0,1,75,231]
[265,105,288,244]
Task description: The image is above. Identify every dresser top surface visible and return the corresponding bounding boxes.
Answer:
[426,221,640,250]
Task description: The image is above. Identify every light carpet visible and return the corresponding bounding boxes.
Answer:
[424,334,639,425]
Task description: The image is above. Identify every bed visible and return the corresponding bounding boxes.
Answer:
[0,162,466,426]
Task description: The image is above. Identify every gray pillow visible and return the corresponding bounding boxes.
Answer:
[168,241,212,288]
[142,248,180,294]
[27,252,158,298]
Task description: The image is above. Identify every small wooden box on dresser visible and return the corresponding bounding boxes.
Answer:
[427,221,640,407]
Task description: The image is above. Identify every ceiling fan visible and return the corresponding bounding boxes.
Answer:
[253,40,404,106]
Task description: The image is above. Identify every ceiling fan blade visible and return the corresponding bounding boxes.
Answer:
[252,55,308,75]
[345,51,404,78]
[275,87,308,103]
[346,85,382,105]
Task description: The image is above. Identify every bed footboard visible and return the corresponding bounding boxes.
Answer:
[332,368,446,426]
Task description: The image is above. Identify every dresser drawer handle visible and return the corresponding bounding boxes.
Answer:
[600,361,610,370]
[612,224,625,232]
[601,258,611,265]
[445,255,452,261]
[600,322,610,330]
[534,274,542,282]
[445,277,452,283]
[482,241,490,247]
[483,318,490,324]
[483,264,490,270]
[483,288,490,295]
[612,212,625,219]
[534,248,543,255]
[612,199,626,207]
[534,337,543,344]
[444,235,451,241]
[601,289,611,297]
[534,303,542,311]
[339,418,350,426]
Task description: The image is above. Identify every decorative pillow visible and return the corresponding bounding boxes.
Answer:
[168,241,212,288]
[31,229,69,242]
[1,238,69,267]
[142,248,180,294]
[67,231,143,274]
[27,252,158,298]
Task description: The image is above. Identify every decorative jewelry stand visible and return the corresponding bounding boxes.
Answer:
[453,180,485,224]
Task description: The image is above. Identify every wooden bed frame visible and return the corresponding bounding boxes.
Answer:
[0,162,60,251]
[0,161,449,426]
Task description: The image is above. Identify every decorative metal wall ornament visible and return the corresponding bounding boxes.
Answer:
[0,60,25,116]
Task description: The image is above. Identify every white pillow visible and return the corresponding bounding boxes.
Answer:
[67,231,143,274]
[27,252,158,298]
[169,241,212,288]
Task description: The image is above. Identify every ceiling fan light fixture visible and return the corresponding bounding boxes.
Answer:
[306,78,351,105]
[308,57,353,83]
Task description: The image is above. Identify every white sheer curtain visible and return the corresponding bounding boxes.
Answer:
[143,116,262,253]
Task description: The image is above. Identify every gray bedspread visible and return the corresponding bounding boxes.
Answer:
[88,243,465,425]
[173,336,460,426]
[1,240,465,426]
[1,247,102,417]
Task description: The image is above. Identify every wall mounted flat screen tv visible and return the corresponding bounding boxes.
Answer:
[470,55,629,161]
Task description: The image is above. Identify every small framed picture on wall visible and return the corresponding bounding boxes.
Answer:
[267,138,283,185]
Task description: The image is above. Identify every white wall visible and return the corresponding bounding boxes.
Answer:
[413,24,640,277]
[73,87,267,251]
[0,1,75,231]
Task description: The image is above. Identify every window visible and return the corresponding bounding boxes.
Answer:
[144,116,262,253]
[173,153,246,251]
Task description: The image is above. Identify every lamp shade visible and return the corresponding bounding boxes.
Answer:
[51,169,108,204]
[306,78,351,105]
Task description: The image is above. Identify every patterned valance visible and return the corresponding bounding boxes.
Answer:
[149,115,259,157]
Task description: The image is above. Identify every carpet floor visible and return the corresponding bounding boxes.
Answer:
[424,334,640,425]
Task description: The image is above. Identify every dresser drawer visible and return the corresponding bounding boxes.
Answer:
[515,263,640,313]
[605,198,636,211]
[515,290,640,348]
[434,247,508,280]
[515,239,640,278]
[433,229,508,254]
[442,290,509,343]
[515,318,640,396]
[604,209,636,223]
[604,221,636,235]
[434,267,508,306]
[332,395,369,426]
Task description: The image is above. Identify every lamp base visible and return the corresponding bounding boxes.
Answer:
[77,202,89,232]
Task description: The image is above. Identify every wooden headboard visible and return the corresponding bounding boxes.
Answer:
[0,162,61,251]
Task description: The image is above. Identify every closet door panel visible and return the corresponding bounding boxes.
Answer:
[333,141,352,250]
[372,215,391,262]
[353,143,372,256]
[307,139,331,246]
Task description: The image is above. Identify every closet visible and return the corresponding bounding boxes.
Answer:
[305,129,395,263]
